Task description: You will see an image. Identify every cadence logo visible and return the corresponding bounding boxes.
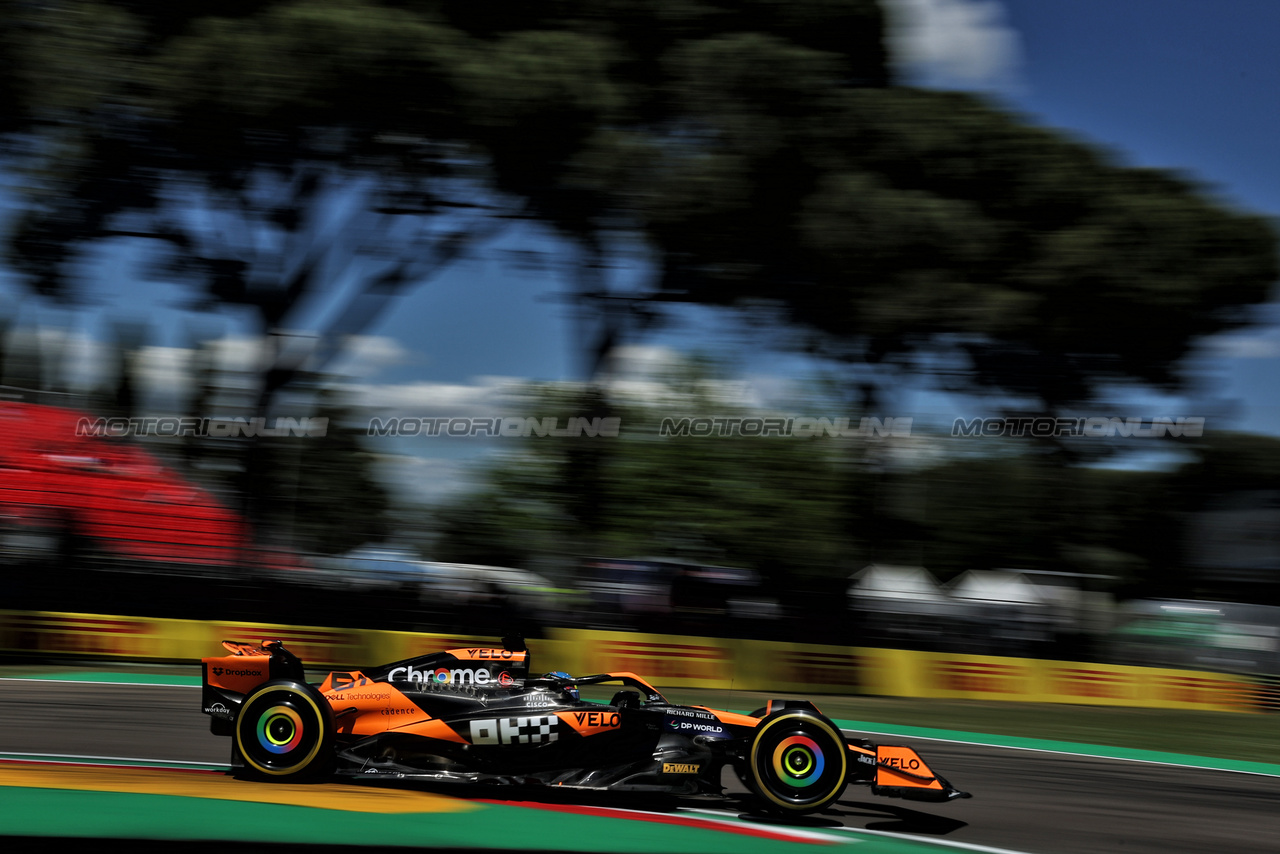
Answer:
[388,665,503,685]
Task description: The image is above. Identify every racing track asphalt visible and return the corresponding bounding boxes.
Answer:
[1,679,1278,854]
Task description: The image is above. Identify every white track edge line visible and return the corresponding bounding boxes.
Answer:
[0,750,223,766]
[837,826,1037,854]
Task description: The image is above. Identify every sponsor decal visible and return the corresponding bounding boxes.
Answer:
[664,717,727,737]
[666,708,717,720]
[465,648,518,660]
[882,755,921,771]
[571,711,620,729]
[469,716,559,745]
[499,672,515,686]
[380,706,419,717]
[328,672,371,691]
[324,690,390,702]
[526,693,557,708]
[875,746,939,787]
[858,754,876,766]
[662,763,701,774]
[389,665,493,685]
[204,702,232,719]
[212,666,265,678]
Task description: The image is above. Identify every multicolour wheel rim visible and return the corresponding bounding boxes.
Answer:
[256,705,305,754]
[772,734,824,788]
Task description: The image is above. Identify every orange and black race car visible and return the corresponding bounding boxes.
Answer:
[201,636,970,815]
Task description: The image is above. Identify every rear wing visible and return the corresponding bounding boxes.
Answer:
[201,639,307,734]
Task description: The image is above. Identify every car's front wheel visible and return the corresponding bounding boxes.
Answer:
[744,709,849,815]
[234,680,334,780]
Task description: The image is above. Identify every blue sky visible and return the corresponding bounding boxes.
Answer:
[370,0,1280,430]
[4,0,1280,496]
[994,0,1280,434]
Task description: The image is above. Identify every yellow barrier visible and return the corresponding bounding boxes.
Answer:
[853,648,1256,713]
[0,610,1263,713]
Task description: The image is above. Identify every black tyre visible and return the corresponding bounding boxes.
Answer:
[745,710,849,814]
[234,680,334,780]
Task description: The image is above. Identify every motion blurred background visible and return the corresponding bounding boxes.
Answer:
[2,1,1280,686]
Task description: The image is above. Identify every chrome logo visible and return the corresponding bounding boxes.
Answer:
[773,735,824,788]
[257,705,304,754]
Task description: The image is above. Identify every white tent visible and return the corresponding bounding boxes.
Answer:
[847,564,947,613]
[945,569,1045,605]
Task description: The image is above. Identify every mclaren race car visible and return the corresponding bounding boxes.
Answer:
[201,637,969,815]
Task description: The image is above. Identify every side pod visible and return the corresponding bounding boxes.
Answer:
[871,744,971,802]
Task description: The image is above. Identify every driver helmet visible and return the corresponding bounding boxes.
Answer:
[548,670,579,701]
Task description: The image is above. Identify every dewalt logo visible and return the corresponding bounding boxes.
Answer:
[662,763,700,774]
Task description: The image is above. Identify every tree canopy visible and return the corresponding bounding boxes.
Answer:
[1,0,1274,412]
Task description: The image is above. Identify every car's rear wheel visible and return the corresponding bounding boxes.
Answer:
[234,680,334,780]
[744,709,848,815]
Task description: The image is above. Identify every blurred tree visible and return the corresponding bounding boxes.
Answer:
[1171,432,1280,498]
[8,1,1265,410]
[250,397,392,555]
[2,1,1276,533]
[432,380,859,585]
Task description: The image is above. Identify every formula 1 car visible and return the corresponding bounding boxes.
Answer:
[201,637,969,815]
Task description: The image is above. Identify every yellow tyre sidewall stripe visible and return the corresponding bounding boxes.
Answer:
[236,684,328,777]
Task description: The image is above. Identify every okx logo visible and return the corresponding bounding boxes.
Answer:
[469,716,559,746]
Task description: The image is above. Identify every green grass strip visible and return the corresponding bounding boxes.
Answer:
[0,786,953,854]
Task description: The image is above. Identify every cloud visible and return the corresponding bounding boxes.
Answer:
[883,0,1024,92]
[1210,335,1280,359]
[339,375,528,418]
[326,334,412,378]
